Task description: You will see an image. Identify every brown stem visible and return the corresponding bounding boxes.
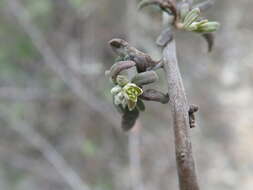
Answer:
[162,38,200,190]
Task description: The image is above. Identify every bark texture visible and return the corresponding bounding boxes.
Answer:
[163,38,200,190]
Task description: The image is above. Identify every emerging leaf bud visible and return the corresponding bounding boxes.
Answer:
[195,21,220,33]
[182,8,220,34]
[110,85,122,95]
[183,8,200,29]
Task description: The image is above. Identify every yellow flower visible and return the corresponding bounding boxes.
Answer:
[122,83,143,111]
[111,75,143,111]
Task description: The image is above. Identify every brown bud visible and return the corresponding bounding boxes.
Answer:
[121,108,139,131]
[140,89,169,104]
[109,61,136,82]
[156,28,173,47]
[131,71,159,86]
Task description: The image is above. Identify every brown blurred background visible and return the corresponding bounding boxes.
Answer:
[0,0,252,190]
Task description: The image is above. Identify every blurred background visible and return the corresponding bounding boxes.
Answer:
[0,0,252,190]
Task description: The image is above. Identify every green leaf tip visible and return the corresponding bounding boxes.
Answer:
[182,8,220,33]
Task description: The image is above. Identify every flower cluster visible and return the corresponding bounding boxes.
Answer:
[111,75,143,111]
[106,53,169,130]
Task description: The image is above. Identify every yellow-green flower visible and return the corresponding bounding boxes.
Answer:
[122,83,143,111]
[111,75,143,111]
[111,82,143,111]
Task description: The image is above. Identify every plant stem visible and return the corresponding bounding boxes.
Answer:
[162,38,200,190]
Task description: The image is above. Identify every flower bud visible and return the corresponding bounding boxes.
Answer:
[109,61,136,82]
[114,92,124,106]
[123,83,143,102]
[116,75,129,86]
[121,83,143,111]
[110,85,122,95]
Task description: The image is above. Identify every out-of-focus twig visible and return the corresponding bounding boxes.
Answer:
[0,112,90,190]
[0,148,63,183]
[0,87,58,101]
[6,0,119,128]
[128,120,144,190]
[126,1,145,189]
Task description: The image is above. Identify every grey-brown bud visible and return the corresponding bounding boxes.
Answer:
[131,71,159,86]
[121,108,139,131]
[140,89,169,104]
[109,61,136,82]
[156,28,173,47]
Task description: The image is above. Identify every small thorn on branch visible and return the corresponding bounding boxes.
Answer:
[189,104,199,128]
[202,33,215,52]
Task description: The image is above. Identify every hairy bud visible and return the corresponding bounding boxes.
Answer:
[131,71,159,86]
[116,75,129,87]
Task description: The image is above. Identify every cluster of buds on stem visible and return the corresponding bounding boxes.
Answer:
[111,75,143,111]
[106,40,169,130]
[138,0,220,51]
[106,1,218,130]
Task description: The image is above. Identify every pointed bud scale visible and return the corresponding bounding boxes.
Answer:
[202,33,214,52]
